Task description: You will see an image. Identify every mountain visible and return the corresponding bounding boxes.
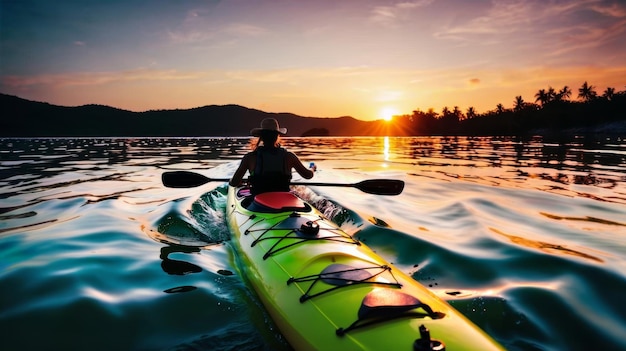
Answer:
[1,93,386,137]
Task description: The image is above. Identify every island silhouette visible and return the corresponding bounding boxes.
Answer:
[2,82,624,137]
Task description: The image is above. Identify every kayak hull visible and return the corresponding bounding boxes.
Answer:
[226,186,504,351]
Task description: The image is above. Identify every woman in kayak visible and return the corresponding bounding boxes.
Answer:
[229,118,316,194]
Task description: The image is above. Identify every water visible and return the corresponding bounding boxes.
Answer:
[1,136,625,351]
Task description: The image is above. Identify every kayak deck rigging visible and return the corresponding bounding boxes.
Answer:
[288,263,402,303]
[239,211,360,260]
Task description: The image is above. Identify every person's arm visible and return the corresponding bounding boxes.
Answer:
[229,153,252,186]
[288,152,315,179]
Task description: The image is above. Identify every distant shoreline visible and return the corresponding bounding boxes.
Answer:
[2,93,625,137]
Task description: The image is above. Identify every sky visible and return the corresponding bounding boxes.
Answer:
[1,0,625,121]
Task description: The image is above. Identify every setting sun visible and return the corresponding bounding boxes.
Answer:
[380,107,399,121]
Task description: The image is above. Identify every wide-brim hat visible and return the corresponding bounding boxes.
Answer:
[250,118,287,136]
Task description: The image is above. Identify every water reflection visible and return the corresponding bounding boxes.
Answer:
[163,286,197,294]
[491,228,604,263]
[2,136,625,203]
[158,243,206,295]
[383,136,390,162]
[0,138,251,185]
[160,245,203,276]
[540,212,626,227]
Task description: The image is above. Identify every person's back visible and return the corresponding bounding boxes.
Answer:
[229,118,315,194]
[250,145,291,194]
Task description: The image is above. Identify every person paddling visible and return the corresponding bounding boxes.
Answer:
[229,118,316,194]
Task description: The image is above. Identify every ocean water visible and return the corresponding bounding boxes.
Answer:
[1,136,625,351]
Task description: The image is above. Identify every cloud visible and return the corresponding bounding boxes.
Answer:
[544,19,626,57]
[2,66,390,92]
[168,21,268,45]
[2,69,203,88]
[434,0,535,39]
[370,6,395,23]
[435,0,610,40]
[591,2,626,17]
[469,78,481,85]
[168,29,212,44]
[167,3,269,45]
[434,0,626,62]
[225,65,385,84]
[370,0,435,24]
[223,23,269,37]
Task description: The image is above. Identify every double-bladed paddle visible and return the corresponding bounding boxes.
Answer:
[161,170,404,196]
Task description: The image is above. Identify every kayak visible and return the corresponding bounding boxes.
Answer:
[226,185,505,351]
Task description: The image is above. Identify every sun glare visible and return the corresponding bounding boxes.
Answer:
[380,107,398,121]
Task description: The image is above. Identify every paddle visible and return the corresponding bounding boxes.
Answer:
[161,170,404,195]
[161,171,229,188]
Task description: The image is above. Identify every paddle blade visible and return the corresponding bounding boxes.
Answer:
[355,179,405,195]
[162,171,212,188]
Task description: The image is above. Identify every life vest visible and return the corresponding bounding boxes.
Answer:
[250,146,291,194]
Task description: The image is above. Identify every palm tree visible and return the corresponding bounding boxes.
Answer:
[496,103,505,114]
[452,106,462,119]
[441,106,450,117]
[535,89,550,106]
[578,81,597,102]
[603,87,615,100]
[547,86,557,102]
[466,106,476,119]
[558,86,572,101]
[514,96,525,112]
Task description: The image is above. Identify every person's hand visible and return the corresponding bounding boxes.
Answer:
[309,162,317,172]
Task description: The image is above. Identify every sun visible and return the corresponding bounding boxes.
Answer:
[379,107,399,121]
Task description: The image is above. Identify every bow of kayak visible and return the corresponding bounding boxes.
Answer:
[226,186,504,351]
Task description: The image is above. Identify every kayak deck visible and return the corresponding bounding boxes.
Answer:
[226,187,504,351]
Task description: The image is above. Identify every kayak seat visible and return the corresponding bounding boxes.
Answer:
[247,192,310,213]
[337,289,445,336]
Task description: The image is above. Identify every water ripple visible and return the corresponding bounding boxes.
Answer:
[1,136,626,351]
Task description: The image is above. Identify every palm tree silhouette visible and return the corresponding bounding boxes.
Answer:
[547,86,557,102]
[466,106,476,119]
[603,87,615,100]
[442,106,450,117]
[496,103,505,114]
[535,89,550,106]
[452,106,462,119]
[514,96,525,111]
[578,81,597,102]
[558,86,572,101]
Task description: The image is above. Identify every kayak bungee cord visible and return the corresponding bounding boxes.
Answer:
[288,263,402,303]
[240,211,360,260]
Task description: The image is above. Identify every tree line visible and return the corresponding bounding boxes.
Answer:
[395,81,626,136]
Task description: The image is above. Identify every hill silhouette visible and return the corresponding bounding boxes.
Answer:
[1,94,387,137]
[2,88,625,137]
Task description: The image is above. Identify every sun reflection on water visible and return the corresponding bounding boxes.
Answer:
[383,136,390,163]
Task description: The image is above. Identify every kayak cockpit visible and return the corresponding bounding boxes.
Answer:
[238,189,312,213]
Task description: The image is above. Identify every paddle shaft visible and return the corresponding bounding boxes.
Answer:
[162,171,404,195]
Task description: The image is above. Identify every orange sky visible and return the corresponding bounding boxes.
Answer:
[2,0,625,120]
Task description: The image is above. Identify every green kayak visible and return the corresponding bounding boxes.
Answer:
[226,186,505,351]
